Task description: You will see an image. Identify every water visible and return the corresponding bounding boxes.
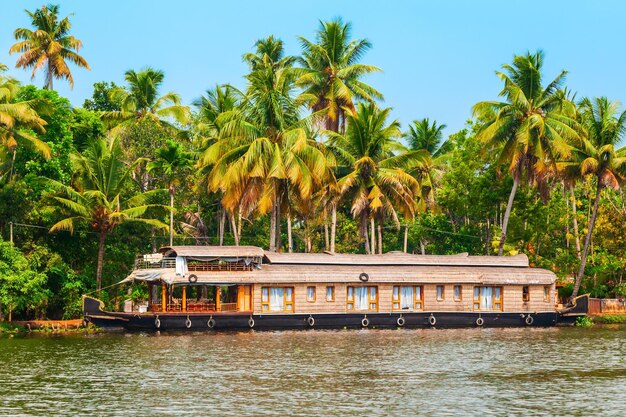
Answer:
[1,327,625,416]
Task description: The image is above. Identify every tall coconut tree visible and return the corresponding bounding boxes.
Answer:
[201,37,328,252]
[298,18,382,252]
[473,50,579,255]
[102,67,190,131]
[0,73,51,180]
[327,103,428,254]
[298,18,383,133]
[560,97,626,298]
[42,138,168,292]
[405,118,452,206]
[9,4,90,90]
[148,140,194,246]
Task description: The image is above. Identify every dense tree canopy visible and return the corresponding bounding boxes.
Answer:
[1,10,625,320]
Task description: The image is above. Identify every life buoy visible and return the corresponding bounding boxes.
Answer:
[248,317,255,328]
[359,272,369,282]
[307,316,315,327]
[188,274,198,283]
[207,317,215,329]
[154,317,161,329]
[429,315,436,326]
[525,315,534,325]
[361,317,369,327]
[397,316,405,327]
[185,317,192,329]
[476,317,484,327]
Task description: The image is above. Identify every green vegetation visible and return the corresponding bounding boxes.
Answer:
[594,315,626,324]
[1,5,626,320]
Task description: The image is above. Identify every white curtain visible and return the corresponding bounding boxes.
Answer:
[481,287,493,310]
[270,288,284,311]
[355,287,368,310]
[400,286,413,309]
[175,256,188,276]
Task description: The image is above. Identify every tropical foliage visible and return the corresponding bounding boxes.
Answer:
[1,9,626,320]
[9,4,89,90]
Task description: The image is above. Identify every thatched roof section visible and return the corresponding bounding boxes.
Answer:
[263,251,530,267]
[159,246,264,258]
[153,264,554,286]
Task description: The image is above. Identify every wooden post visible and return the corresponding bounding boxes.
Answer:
[182,286,187,312]
[161,282,167,312]
[215,286,221,312]
[9,222,13,243]
[237,285,244,311]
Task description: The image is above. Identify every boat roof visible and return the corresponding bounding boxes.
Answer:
[125,263,555,286]
[158,245,530,268]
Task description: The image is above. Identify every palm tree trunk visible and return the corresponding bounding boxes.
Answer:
[572,181,603,299]
[169,190,175,246]
[8,150,16,182]
[377,223,383,255]
[361,212,370,254]
[219,209,225,246]
[570,184,582,261]
[498,175,520,256]
[237,206,243,242]
[370,218,376,255]
[96,230,107,294]
[324,222,329,251]
[403,224,408,253]
[230,212,239,246]
[45,61,53,90]
[420,239,426,255]
[269,203,277,252]
[275,198,282,251]
[330,205,337,253]
[287,212,293,253]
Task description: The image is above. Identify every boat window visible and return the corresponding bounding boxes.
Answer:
[392,286,423,310]
[261,287,294,312]
[523,286,530,302]
[347,286,378,311]
[543,286,550,302]
[307,286,316,302]
[473,286,503,311]
[454,285,462,301]
[326,286,335,302]
[436,286,445,301]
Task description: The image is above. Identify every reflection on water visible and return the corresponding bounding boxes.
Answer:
[1,327,625,416]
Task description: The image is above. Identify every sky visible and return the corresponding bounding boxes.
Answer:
[1,0,625,138]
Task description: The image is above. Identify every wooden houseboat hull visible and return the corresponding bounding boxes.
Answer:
[84,296,579,331]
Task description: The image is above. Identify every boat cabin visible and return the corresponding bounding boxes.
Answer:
[123,245,557,316]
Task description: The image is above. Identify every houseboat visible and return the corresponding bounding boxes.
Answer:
[83,246,588,331]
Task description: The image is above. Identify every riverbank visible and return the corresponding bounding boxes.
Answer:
[0,320,96,335]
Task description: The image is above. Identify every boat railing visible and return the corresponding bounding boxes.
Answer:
[134,256,254,271]
[135,256,177,270]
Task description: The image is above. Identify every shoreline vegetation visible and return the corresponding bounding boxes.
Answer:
[1,5,626,323]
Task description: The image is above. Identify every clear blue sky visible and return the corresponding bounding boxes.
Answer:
[1,0,625,137]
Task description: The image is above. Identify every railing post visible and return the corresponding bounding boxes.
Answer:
[182,286,187,312]
[161,282,167,312]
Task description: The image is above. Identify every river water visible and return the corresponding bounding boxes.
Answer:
[1,327,625,416]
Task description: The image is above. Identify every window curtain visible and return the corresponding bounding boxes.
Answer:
[307,287,315,300]
[481,287,493,310]
[270,288,284,311]
[175,256,188,276]
[400,286,414,309]
[355,287,368,310]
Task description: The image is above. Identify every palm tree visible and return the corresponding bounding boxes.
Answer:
[201,37,328,252]
[298,18,383,133]
[9,4,89,90]
[42,138,168,292]
[560,97,626,298]
[298,19,383,252]
[405,118,451,206]
[102,67,190,130]
[327,103,428,254]
[148,140,194,245]
[0,73,50,180]
[473,50,579,255]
